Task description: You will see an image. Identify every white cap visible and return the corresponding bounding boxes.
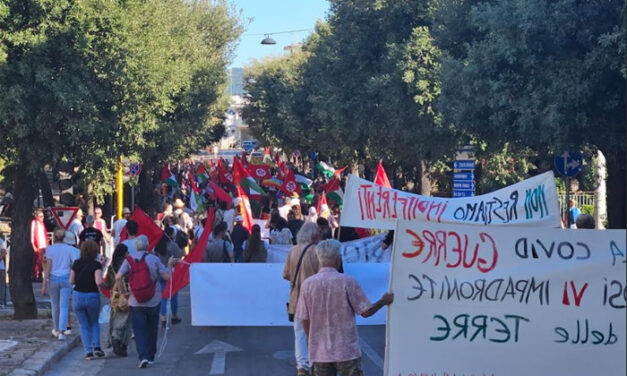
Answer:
[235,215,243,222]
[320,204,329,213]
[308,207,317,215]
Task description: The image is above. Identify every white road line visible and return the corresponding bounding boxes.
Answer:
[359,337,384,371]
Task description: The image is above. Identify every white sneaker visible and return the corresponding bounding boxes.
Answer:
[52,329,60,337]
[58,333,66,341]
[63,329,72,335]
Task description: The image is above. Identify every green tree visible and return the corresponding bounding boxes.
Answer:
[244,1,456,192]
[435,0,626,227]
[0,0,241,319]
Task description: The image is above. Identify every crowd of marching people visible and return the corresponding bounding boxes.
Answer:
[31,150,385,370]
[20,149,602,375]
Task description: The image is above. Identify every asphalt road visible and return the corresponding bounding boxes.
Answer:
[43,289,386,376]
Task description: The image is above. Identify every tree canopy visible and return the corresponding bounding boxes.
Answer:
[0,0,242,318]
[242,0,625,226]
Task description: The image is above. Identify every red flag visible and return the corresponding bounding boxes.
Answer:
[118,207,164,252]
[217,159,233,184]
[280,168,301,196]
[162,208,214,298]
[208,181,233,206]
[232,157,248,184]
[241,150,248,167]
[374,160,391,188]
[247,164,271,180]
[160,163,171,181]
[317,191,327,213]
[236,186,254,232]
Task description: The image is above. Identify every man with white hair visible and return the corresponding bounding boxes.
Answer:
[296,239,394,376]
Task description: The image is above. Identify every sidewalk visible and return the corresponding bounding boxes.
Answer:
[0,282,80,376]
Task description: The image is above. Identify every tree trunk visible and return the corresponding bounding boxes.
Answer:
[419,160,433,196]
[9,166,38,319]
[86,182,95,215]
[605,152,626,229]
[138,162,157,214]
[593,150,607,229]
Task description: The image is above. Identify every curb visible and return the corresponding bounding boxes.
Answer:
[7,335,80,376]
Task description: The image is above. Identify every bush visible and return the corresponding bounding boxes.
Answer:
[581,204,594,215]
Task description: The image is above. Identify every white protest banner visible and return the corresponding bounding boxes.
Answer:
[266,234,388,264]
[190,263,389,326]
[340,171,560,230]
[252,219,270,239]
[386,220,626,376]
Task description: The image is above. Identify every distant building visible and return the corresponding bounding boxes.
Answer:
[227,67,245,96]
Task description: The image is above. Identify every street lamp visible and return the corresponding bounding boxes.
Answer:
[260,34,276,45]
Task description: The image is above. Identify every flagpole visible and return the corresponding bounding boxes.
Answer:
[117,156,123,219]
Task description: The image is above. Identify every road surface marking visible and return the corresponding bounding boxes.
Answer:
[359,337,384,370]
[195,339,243,375]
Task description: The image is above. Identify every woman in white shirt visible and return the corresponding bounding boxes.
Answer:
[42,228,78,340]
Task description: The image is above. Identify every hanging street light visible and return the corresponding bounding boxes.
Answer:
[260,34,276,45]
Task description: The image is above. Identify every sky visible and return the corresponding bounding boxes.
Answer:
[228,0,329,68]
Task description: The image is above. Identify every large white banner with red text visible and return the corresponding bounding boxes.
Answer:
[386,221,626,376]
[340,171,560,230]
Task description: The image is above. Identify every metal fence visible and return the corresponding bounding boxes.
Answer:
[558,191,595,215]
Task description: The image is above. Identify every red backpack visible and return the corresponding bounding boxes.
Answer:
[126,253,155,303]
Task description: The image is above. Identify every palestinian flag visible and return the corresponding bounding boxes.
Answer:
[375,160,392,188]
[324,177,343,206]
[247,164,272,180]
[233,157,266,195]
[261,177,283,190]
[195,163,209,183]
[280,168,301,196]
[188,172,204,213]
[315,162,346,178]
[236,185,254,232]
[295,174,313,192]
[160,163,179,187]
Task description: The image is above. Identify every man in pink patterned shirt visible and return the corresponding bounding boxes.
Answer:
[296,239,393,376]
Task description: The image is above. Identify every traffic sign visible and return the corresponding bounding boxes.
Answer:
[50,207,79,230]
[453,181,475,190]
[455,145,475,161]
[453,160,475,170]
[453,172,474,180]
[554,151,582,177]
[453,190,474,198]
[128,163,142,177]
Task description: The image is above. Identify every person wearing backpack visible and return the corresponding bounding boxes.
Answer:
[115,235,178,368]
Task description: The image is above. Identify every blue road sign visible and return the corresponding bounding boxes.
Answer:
[554,151,582,177]
[453,190,474,198]
[454,160,475,170]
[453,172,474,180]
[453,181,475,190]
